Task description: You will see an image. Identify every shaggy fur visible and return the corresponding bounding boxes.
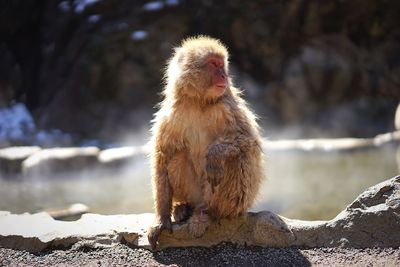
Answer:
[148,36,264,249]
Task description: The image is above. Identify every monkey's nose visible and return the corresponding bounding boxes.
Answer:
[218,70,226,78]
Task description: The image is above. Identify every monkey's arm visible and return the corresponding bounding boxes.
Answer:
[206,122,261,189]
[148,139,174,250]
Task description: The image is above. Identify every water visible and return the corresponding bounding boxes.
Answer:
[253,145,399,220]
[0,146,398,220]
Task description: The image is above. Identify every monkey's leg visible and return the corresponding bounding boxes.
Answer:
[167,151,204,206]
[167,151,208,236]
[209,152,261,219]
[206,135,262,219]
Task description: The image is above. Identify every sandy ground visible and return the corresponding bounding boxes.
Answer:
[1,244,399,267]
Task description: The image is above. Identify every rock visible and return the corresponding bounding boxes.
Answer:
[0,176,399,252]
[160,176,400,249]
[1,134,399,176]
[98,146,149,167]
[0,146,41,176]
[43,203,90,220]
[373,131,400,146]
[263,138,374,152]
[263,131,400,152]
[22,147,99,176]
[0,212,154,252]
[157,211,301,249]
[325,176,400,248]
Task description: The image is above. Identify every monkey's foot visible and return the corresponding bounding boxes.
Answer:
[173,203,193,223]
[187,210,211,238]
[147,218,172,250]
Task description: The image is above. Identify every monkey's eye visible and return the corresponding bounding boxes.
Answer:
[207,57,224,68]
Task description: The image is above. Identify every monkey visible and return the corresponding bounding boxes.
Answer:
[148,36,264,250]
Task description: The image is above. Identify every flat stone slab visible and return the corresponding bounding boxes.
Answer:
[22,147,100,175]
[0,146,42,160]
[0,146,41,175]
[0,176,399,252]
[98,146,148,167]
[0,212,154,252]
[263,131,400,152]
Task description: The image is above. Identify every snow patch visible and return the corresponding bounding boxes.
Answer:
[74,0,101,13]
[143,1,164,11]
[131,31,149,41]
[0,103,73,147]
[0,103,36,142]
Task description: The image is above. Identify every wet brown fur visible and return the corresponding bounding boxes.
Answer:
[148,36,264,249]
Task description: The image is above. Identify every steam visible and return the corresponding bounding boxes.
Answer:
[0,103,398,221]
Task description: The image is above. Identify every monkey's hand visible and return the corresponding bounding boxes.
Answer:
[206,143,240,191]
[206,144,224,190]
[147,217,172,250]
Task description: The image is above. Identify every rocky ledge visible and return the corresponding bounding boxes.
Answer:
[0,176,399,252]
[0,131,399,178]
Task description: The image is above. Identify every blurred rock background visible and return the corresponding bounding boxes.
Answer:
[0,0,399,146]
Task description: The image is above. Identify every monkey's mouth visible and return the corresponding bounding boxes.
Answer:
[215,84,226,91]
[214,86,226,96]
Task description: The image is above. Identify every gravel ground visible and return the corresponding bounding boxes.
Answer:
[1,244,399,267]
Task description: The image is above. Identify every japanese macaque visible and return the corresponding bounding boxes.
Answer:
[148,36,264,249]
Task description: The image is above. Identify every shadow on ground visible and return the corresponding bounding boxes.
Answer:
[153,243,311,267]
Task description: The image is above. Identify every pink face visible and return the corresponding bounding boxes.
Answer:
[206,56,228,97]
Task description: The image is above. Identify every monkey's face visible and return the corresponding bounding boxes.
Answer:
[204,55,228,98]
[178,53,229,101]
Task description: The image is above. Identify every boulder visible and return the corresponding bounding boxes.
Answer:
[0,146,41,176]
[324,175,400,248]
[0,176,399,252]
